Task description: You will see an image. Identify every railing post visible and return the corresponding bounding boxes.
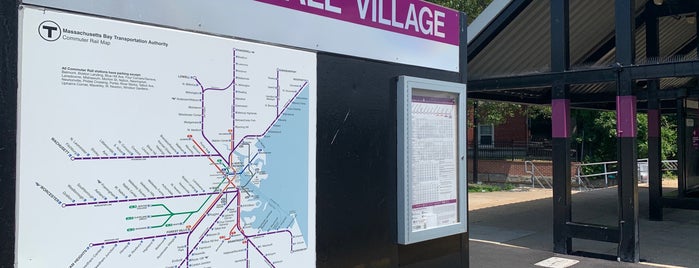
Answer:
[604,163,609,187]
[576,164,581,189]
[531,162,536,188]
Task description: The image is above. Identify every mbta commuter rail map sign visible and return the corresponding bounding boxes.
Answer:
[17,6,316,267]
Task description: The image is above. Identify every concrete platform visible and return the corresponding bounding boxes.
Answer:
[468,186,699,267]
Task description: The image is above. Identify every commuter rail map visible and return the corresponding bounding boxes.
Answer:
[17,7,316,268]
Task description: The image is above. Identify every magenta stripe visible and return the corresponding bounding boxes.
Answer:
[616,96,637,138]
[255,0,460,45]
[552,99,570,138]
[412,199,457,209]
[648,109,660,138]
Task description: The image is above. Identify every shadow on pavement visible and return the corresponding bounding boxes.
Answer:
[469,187,699,267]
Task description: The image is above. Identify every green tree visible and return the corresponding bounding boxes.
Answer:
[427,0,494,22]
[573,110,677,163]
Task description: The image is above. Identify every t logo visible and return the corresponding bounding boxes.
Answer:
[38,20,61,41]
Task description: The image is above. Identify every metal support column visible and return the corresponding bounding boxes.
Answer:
[646,5,663,221]
[615,0,640,262]
[551,0,572,255]
[677,99,687,198]
[0,0,18,263]
[473,101,479,184]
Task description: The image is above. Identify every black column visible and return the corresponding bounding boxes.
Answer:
[646,5,663,221]
[473,101,479,184]
[459,12,469,268]
[551,0,572,255]
[0,0,18,264]
[615,0,639,262]
[677,99,687,198]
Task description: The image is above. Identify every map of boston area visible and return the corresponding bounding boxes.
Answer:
[17,7,316,268]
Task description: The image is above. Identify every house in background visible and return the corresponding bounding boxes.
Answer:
[468,105,554,159]
[467,104,559,184]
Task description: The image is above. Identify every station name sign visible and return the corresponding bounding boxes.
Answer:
[256,0,460,45]
[21,0,462,71]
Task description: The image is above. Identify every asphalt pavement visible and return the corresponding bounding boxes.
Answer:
[468,186,699,268]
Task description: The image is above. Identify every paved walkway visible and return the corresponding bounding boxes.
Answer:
[468,183,699,268]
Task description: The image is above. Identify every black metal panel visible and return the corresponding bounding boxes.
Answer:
[472,102,479,184]
[615,0,639,262]
[399,234,463,268]
[551,0,572,256]
[468,60,699,98]
[627,61,699,80]
[460,12,468,84]
[649,134,664,220]
[551,0,570,74]
[0,1,18,266]
[677,99,687,197]
[468,92,549,105]
[566,222,620,244]
[617,137,639,262]
[646,6,664,221]
[315,53,464,268]
[615,0,635,66]
[653,0,698,18]
[552,138,572,254]
[468,68,617,92]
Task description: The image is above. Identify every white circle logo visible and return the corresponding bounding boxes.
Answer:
[38,20,61,41]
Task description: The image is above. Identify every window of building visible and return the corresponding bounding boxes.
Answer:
[478,124,494,146]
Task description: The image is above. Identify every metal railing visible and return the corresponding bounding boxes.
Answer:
[573,159,678,191]
[524,161,552,189]
[468,141,571,161]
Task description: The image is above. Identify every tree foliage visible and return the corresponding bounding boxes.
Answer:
[426,0,494,22]
[573,110,677,163]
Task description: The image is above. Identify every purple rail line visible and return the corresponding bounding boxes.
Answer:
[62,190,237,207]
[193,50,237,167]
[247,239,277,267]
[90,231,188,247]
[180,192,238,268]
[246,229,295,253]
[71,154,217,161]
[196,77,232,167]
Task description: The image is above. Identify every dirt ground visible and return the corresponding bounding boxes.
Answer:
[468,179,679,211]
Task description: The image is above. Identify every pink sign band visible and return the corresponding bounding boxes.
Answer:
[617,96,637,138]
[256,0,460,46]
[552,99,570,138]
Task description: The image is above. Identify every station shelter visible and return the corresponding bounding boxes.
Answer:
[468,0,699,262]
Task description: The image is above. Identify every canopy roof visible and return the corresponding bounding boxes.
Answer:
[467,0,699,111]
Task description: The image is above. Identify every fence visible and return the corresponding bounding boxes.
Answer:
[468,141,574,161]
[572,159,678,191]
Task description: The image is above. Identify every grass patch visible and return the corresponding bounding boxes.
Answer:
[663,172,678,180]
[468,183,515,193]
